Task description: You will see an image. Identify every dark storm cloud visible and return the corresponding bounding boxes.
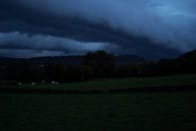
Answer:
[18,0,196,51]
[0,49,65,58]
[0,32,119,57]
[0,0,196,58]
[0,31,180,59]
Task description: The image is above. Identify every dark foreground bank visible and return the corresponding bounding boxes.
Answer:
[1,92,196,131]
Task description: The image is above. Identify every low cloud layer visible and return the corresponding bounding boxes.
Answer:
[0,0,196,58]
[0,32,119,58]
[0,49,65,58]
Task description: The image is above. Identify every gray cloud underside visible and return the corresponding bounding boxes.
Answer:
[0,49,65,58]
[0,0,196,59]
[0,31,180,59]
[0,32,119,54]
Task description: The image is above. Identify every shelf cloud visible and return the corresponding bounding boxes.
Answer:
[0,0,196,58]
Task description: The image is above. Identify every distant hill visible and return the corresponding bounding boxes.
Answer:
[176,50,196,72]
[29,56,83,65]
[115,55,145,65]
[0,55,145,66]
[177,50,196,60]
[0,56,12,60]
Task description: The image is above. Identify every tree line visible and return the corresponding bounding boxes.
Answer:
[0,50,196,84]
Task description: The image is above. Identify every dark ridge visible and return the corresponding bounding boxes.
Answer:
[0,55,145,65]
[115,55,145,65]
[177,49,196,60]
[0,85,196,94]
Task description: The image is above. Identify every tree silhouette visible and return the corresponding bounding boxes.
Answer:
[83,50,115,77]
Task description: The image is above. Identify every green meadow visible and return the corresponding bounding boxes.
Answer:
[1,74,196,131]
[0,92,196,131]
[19,74,196,90]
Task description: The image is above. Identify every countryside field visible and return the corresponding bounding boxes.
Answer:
[0,74,196,131]
[15,74,196,90]
[1,92,196,131]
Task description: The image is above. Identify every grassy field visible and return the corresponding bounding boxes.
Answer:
[1,92,196,131]
[17,74,196,90]
[1,74,196,130]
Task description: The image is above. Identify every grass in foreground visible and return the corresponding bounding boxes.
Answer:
[0,92,196,131]
[18,74,196,90]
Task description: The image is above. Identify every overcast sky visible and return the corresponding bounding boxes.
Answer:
[0,0,196,59]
